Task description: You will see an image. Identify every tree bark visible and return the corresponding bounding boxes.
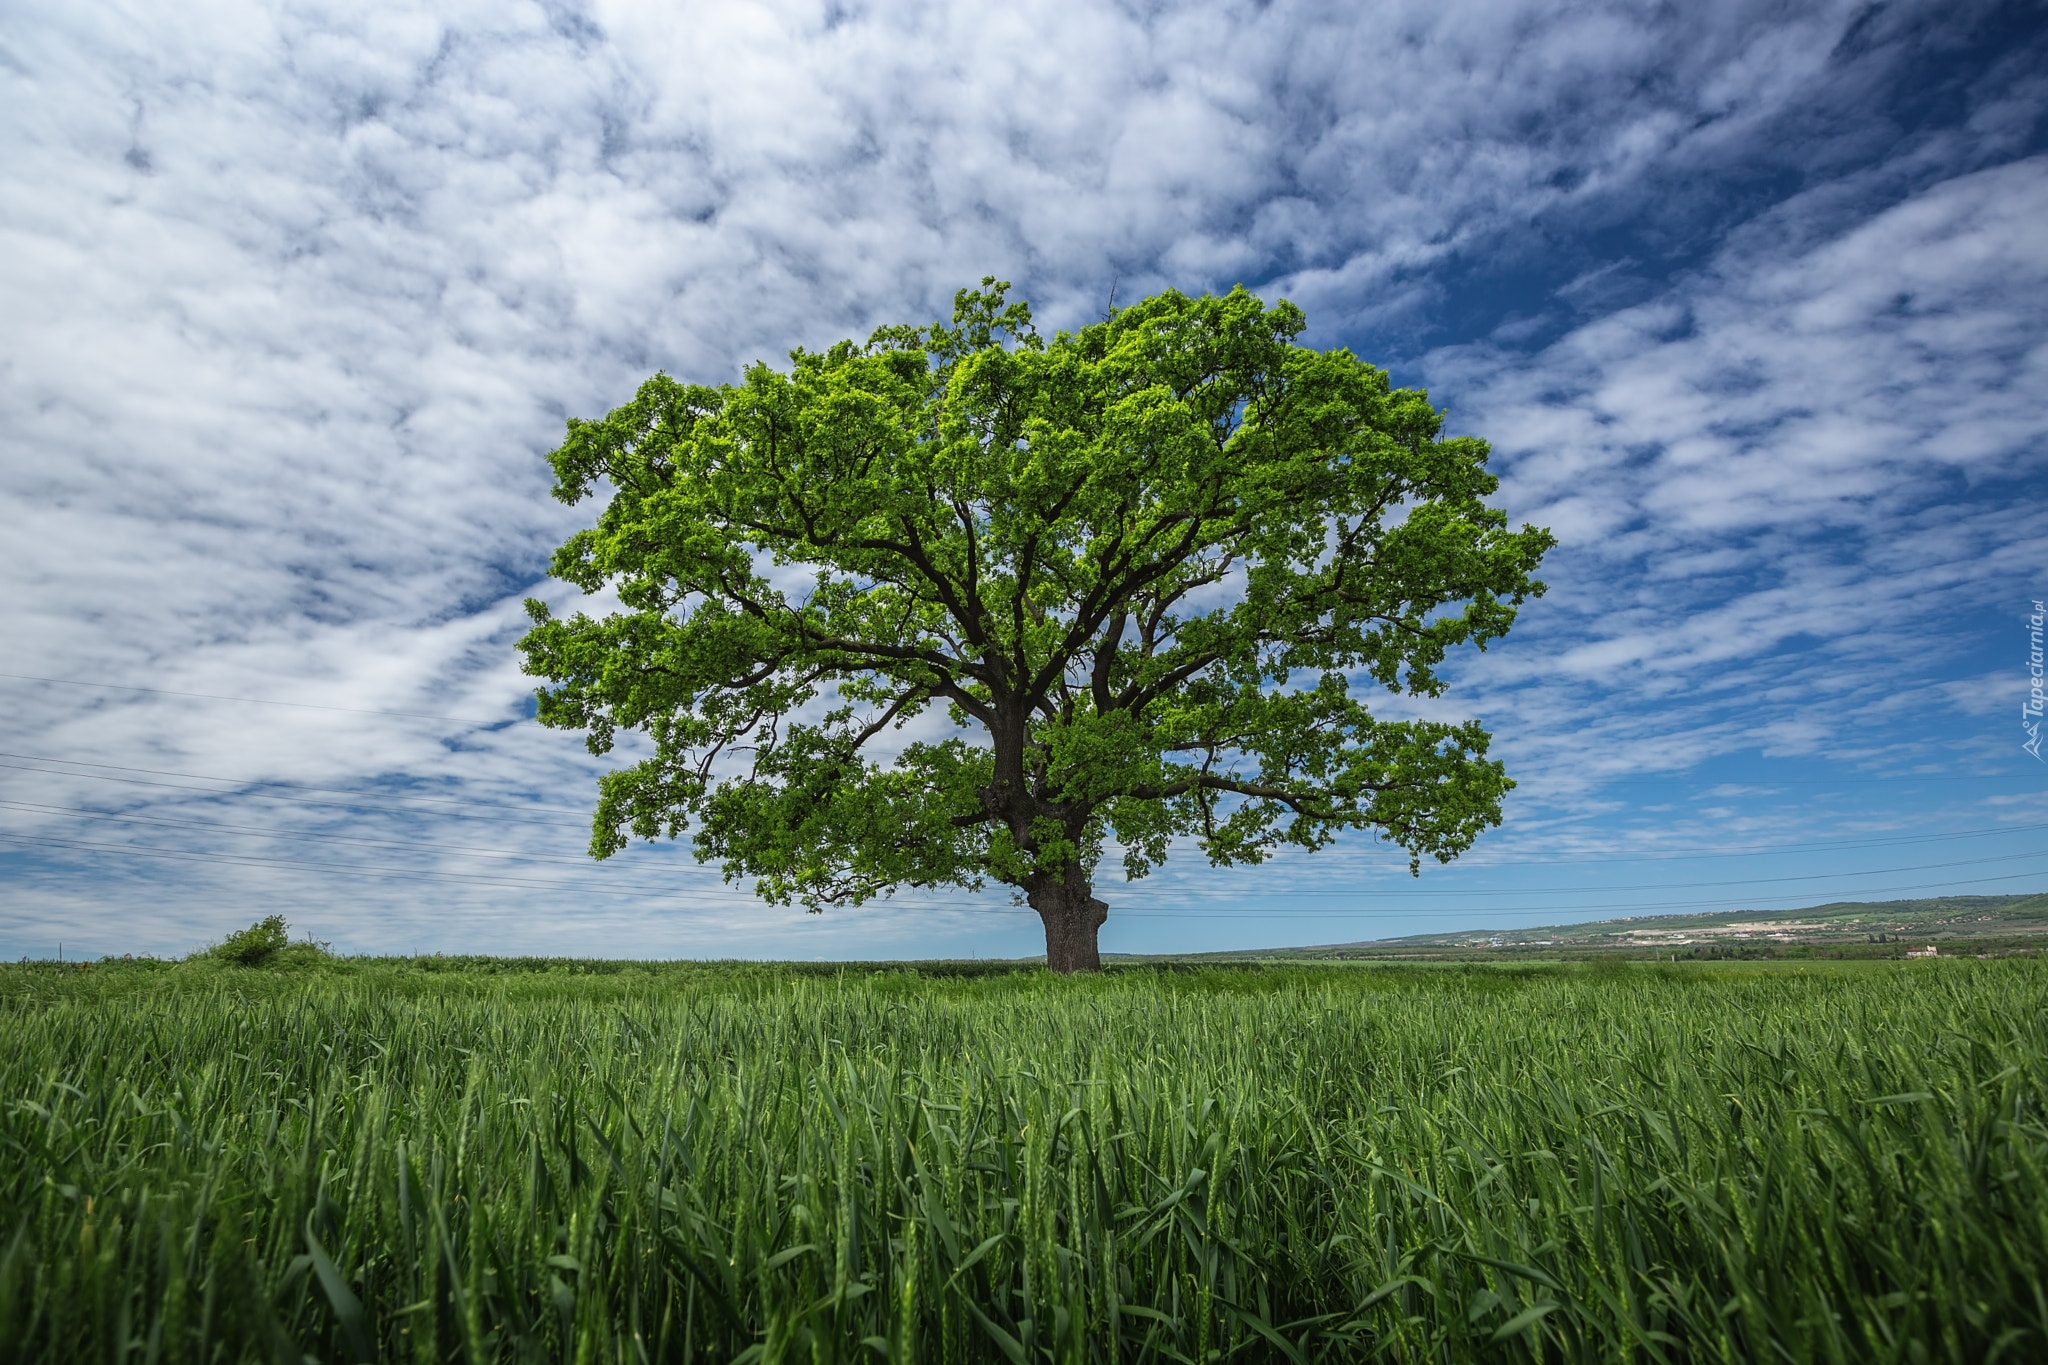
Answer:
[1029,867,1108,973]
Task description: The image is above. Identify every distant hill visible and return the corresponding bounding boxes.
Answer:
[1157,892,2048,961]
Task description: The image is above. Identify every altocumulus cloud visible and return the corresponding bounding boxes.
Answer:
[1,0,2044,957]
[1429,157,2048,815]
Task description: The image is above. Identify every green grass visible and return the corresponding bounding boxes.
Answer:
[2,957,2045,1362]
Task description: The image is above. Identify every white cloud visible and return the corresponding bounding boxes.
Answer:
[1430,156,2048,817]
[0,0,2040,956]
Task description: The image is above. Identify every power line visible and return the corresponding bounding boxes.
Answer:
[3,827,2043,920]
[0,752,590,815]
[0,830,742,902]
[0,673,514,724]
[1118,872,2048,917]
[0,675,2034,793]
[4,822,2045,921]
[1112,875,2048,917]
[0,800,605,868]
[0,762,590,829]
[1120,846,2048,898]
[6,754,2046,866]
[1200,819,2048,872]
[6,798,2043,898]
[1525,772,2032,788]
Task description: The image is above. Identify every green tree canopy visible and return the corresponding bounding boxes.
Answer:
[520,282,1553,970]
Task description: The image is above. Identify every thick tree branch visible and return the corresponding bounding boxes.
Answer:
[843,685,927,753]
[1122,773,1350,821]
[1090,609,1126,713]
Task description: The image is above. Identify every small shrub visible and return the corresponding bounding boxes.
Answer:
[213,915,291,966]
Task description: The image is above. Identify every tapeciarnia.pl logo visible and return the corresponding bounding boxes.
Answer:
[2027,599,2045,760]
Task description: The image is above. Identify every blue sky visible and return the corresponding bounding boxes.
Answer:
[2,0,2044,960]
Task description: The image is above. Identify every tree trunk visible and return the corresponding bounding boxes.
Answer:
[1029,868,1108,973]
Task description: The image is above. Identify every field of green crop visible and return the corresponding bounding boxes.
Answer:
[3,956,2045,1363]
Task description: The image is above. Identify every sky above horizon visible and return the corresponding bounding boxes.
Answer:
[3,0,2046,960]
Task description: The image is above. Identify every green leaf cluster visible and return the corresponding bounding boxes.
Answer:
[212,915,292,967]
[520,281,1553,909]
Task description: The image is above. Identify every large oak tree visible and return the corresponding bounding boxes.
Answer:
[520,283,1553,970]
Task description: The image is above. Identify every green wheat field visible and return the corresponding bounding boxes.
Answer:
[3,955,2045,1362]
